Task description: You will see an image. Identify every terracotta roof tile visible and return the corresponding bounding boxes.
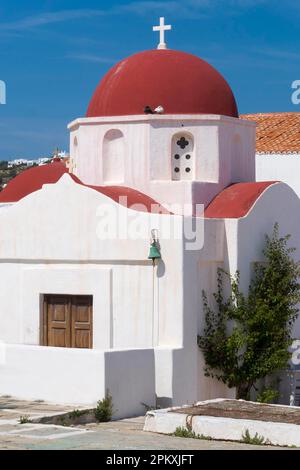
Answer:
[241,112,300,154]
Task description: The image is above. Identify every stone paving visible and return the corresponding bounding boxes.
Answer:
[0,396,285,450]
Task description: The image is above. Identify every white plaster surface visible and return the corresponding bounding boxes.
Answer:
[0,344,155,419]
[69,114,256,212]
[1,103,300,414]
[256,153,300,198]
[1,176,300,410]
[144,401,300,447]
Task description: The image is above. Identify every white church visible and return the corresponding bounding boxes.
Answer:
[0,18,300,418]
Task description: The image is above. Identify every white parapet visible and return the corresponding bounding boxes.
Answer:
[0,343,155,419]
[144,399,300,447]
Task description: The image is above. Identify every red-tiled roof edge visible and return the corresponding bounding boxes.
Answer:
[204,181,279,219]
[240,112,300,154]
[66,175,170,214]
[82,182,171,214]
[241,112,300,118]
[0,164,170,214]
[0,162,68,203]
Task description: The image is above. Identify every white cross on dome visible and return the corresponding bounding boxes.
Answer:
[153,17,172,50]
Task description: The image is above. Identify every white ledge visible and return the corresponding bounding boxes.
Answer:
[144,399,300,447]
[68,114,255,130]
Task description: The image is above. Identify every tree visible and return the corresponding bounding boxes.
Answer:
[198,223,300,400]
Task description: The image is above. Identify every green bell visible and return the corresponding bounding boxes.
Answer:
[148,241,161,261]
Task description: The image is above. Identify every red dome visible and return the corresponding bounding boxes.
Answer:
[0,162,70,203]
[87,50,238,118]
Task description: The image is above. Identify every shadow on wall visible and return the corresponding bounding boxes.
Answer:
[157,260,166,278]
[156,396,173,409]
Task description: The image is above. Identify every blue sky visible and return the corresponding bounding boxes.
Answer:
[0,0,300,159]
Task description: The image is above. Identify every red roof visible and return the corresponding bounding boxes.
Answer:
[0,163,169,214]
[87,50,238,118]
[86,184,169,214]
[204,181,278,218]
[0,162,69,203]
[1,165,277,219]
[241,113,300,154]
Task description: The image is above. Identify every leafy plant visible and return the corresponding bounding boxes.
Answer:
[94,391,113,422]
[19,415,32,424]
[256,387,279,404]
[241,429,267,445]
[173,426,212,440]
[173,426,196,438]
[174,426,271,445]
[68,409,87,419]
[198,224,300,399]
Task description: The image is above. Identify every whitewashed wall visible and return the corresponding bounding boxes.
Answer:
[235,182,300,338]
[0,175,184,349]
[0,344,155,417]
[1,174,299,409]
[0,174,190,409]
[256,154,300,198]
[195,183,300,402]
[69,114,256,213]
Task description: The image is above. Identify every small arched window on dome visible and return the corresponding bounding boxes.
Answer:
[171,133,194,181]
[103,129,125,183]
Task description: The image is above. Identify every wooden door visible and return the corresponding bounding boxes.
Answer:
[42,295,93,349]
[71,296,93,349]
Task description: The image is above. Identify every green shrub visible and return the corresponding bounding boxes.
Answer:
[173,426,212,440]
[94,392,113,422]
[19,415,32,424]
[198,224,300,400]
[68,409,88,419]
[256,387,279,404]
[174,426,196,438]
[241,429,266,445]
